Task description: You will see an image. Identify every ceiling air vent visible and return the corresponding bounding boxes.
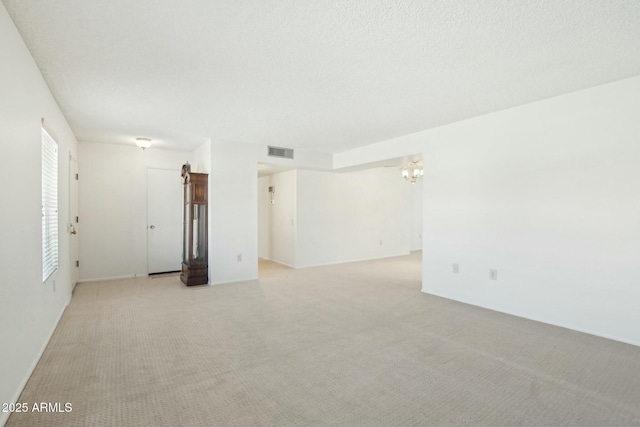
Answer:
[268,146,294,159]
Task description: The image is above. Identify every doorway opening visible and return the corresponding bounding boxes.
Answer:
[256,159,423,286]
[257,163,295,278]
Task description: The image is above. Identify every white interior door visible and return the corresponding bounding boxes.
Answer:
[69,154,79,286]
[147,169,182,274]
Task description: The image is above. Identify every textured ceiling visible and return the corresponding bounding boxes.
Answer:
[4,0,640,152]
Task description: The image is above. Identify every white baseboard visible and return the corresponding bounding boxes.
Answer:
[209,277,259,286]
[263,259,297,269]
[1,295,71,427]
[77,273,146,283]
[296,252,411,269]
[262,252,416,271]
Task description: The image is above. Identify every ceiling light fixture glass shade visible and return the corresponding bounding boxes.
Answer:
[136,137,152,150]
[401,161,423,184]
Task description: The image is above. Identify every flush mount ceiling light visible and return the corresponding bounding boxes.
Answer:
[136,137,152,150]
[401,161,424,184]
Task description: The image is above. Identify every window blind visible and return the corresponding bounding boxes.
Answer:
[42,128,58,282]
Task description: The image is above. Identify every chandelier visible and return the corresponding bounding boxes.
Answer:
[401,161,423,184]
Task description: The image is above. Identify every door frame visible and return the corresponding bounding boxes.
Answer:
[68,152,79,288]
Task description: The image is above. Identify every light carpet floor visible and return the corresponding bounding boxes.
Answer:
[8,252,640,426]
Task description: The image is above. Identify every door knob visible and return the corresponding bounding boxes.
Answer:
[149,225,156,229]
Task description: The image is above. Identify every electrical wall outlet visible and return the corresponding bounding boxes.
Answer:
[490,269,498,280]
[452,263,459,274]
[237,254,242,262]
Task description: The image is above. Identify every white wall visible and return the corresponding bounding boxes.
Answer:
[259,167,414,269]
[191,139,211,174]
[336,75,640,346]
[78,142,192,281]
[269,170,297,267]
[410,179,423,251]
[80,139,262,286]
[0,4,78,424]
[257,176,272,259]
[420,76,640,345]
[209,141,259,284]
[296,168,411,268]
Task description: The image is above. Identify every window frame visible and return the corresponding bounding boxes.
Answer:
[41,127,59,283]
